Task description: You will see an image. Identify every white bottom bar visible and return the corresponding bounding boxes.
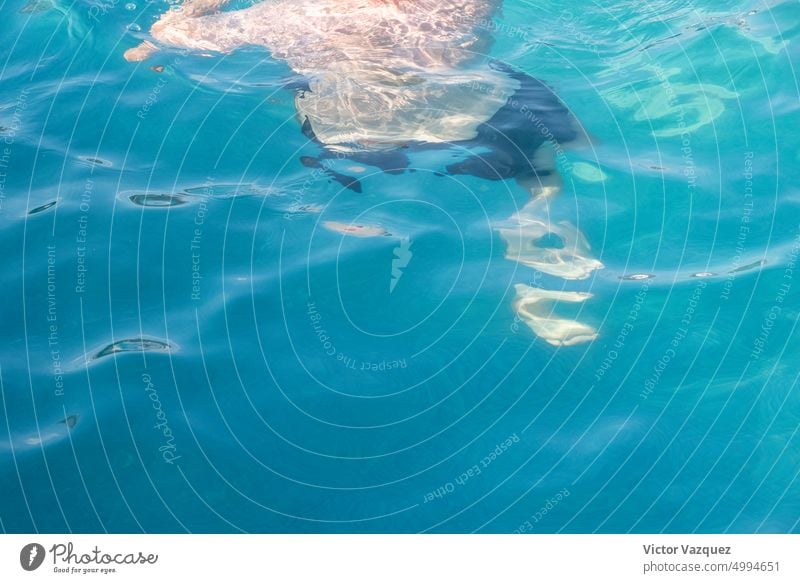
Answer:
[1,535,796,582]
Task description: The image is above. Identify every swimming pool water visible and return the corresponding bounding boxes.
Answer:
[1,0,799,533]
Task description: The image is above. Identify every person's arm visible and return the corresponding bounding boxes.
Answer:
[124,0,240,62]
[168,0,234,17]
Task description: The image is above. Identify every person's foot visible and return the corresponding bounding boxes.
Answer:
[513,284,597,346]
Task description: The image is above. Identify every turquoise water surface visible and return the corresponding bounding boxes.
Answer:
[1,0,800,533]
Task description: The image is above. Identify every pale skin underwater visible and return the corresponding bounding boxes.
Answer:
[125,0,604,346]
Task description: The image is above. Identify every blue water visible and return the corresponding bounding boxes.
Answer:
[1,0,799,533]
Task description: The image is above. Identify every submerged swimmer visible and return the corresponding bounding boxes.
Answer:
[125,0,566,178]
[127,0,603,345]
[126,0,512,150]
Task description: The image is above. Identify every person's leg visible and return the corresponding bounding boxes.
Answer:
[445,65,578,183]
[124,0,239,62]
[500,193,603,281]
[461,65,602,344]
[512,284,598,347]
